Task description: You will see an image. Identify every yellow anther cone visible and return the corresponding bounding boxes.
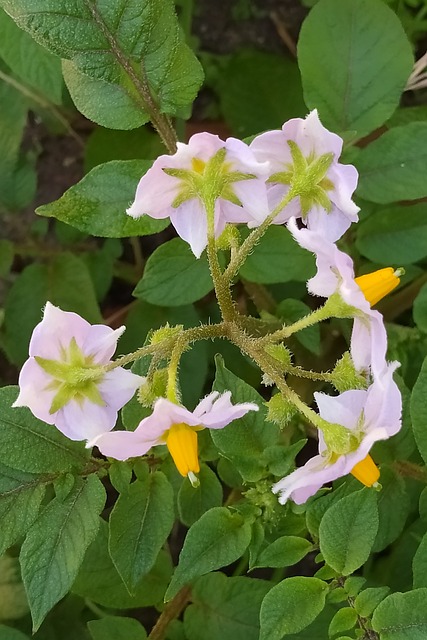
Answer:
[350,454,380,487]
[355,267,401,307]
[166,423,200,478]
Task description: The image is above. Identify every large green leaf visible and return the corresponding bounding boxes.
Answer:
[356,124,427,203]
[355,204,427,265]
[0,8,62,103]
[184,572,270,640]
[0,0,203,128]
[319,488,378,575]
[260,576,328,639]
[0,463,46,556]
[2,253,101,366]
[0,387,89,474]
[239,226,315,284]
[109,472,174,593]
[178,464,223,527]
[298,0,413,137]
[37,160,168,238]
[20,474,105,630]
[133,238,214,306]
[410,355,427,464]
[372,589,427,639]
[165,507,252,601]
[0,77,28,205]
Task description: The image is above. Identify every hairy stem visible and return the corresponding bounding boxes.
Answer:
[148,586,192,640]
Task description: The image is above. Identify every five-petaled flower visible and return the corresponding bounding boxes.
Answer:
[250,110,359,241]
[89,391,258,484]
[272,362,402,505]
[13,303,143,442]
[127,132,270,258]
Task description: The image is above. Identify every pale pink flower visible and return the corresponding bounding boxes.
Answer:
[13,303,143,441]
[272,362,401,505]
[90,391,258,481]
[127,132,270,258]
[250,110,359,241]
[288,218,395,377]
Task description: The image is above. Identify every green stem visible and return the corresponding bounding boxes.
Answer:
[260,302,332,344]
[223,189,296,282]
[206,201,236,322]
[166,334,188,403]
[148,586,192,640]
[286,364,333,383]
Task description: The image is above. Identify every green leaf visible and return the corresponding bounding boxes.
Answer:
[319,488,378,575]
[413,531,427,589]
[411,355,427,464]
[0,627,29,640]
[72,520,172,608]
[212,356,279,482]
[372,466,410,552]
[239,226,315,284]
[0,463,46,555]
[184,572,270,640]
[37,160,168,238]
[20,474,106,631]
[253,536,312,570]
[165,507,252,601]
[219,51,305,138]
[88,616,146,640]
[372,589,427,639]
[0,77,27,196]
[3,253,101,366]
[356,124,427,203]
[133,238,214,306]
[178,464,223,527]
[328,607,357,637]
[109,472,174,593]
[2,0,203,127]
[0,387,89,473]
[0,8,63,103]
[355,204,427,265]
[298,0,413,137]
[260,576,328,639]
[354,587,390,618]
[85,126,164,171]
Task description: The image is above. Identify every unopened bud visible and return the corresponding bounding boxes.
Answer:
[331,352,367,392]
[266,393,297,429]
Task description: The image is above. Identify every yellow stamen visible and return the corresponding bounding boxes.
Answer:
[350,454,380,487]
[355,267,402,307]
[166,423,200,478]
[191,157,206,174]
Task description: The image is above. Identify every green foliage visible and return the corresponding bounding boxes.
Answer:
[178,463,223,527]
[72,520,172,608]
[218,51,306,138]
[354,586,390,617]
[20,474,105,630]
[134,238,214,306]
[88,616,147,640]
[319,489,379,575]
[259,576,328,639]
[0,387,89,473]
[37,160,168,238]
[252,536,313,569]
[212,357,280,482]
[410,355,427,464]
[0,0,203,128]
[414,283,427,333]
[328,607,357,637]
[3,254,101,366]
[0,627,29,640]
[239,227,315,284]
[372,589,427,638]
[109,471,174,593]
[355,204,427,265]
[165,507,252,600]
[356,124,427,203]
[298,0,413,137]
[184,572,270,640]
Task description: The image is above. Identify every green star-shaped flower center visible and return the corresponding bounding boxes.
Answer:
[35,337,105,414]
[163,148,256,209]
[268,140,335,217]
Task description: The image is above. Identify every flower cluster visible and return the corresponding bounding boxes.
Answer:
[14,110,402,503]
